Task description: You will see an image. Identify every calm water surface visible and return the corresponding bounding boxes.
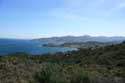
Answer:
[0,39,76,55]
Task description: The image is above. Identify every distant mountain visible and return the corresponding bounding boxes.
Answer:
[33,35,125,45]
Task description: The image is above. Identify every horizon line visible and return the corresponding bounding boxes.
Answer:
[0,35,125,40]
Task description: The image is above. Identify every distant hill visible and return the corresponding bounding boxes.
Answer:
[58,41,115,48]
[34,35,125,45]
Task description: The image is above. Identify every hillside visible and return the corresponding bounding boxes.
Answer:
[41,42,125,66]
[0,42,125,83]
[43,41,115,48]
[34,35,125,45]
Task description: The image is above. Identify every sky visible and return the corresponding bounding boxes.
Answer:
[0,0,125,39]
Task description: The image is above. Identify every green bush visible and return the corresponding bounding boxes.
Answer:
[34,63,90,83]
[34,63,69,83]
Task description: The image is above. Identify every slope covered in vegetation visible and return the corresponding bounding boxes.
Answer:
[0,42,125,83]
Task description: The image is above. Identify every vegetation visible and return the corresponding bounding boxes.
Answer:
[43,41,114,48]
[59,41,114,48]
[0,42,125,83]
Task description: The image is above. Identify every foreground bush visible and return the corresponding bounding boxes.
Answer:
[34,63,91,83]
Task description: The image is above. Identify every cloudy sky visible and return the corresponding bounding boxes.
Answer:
[0,0,125,38]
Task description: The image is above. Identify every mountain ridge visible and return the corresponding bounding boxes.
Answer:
[34,35,125,45]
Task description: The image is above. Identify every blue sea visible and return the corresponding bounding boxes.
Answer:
[0,39,76,55]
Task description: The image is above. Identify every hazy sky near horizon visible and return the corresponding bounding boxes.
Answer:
[0,0,125,38]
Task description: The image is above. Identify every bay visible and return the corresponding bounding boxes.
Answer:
[0,39,76,55]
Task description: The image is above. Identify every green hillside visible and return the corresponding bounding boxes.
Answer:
[0,42,125,83]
